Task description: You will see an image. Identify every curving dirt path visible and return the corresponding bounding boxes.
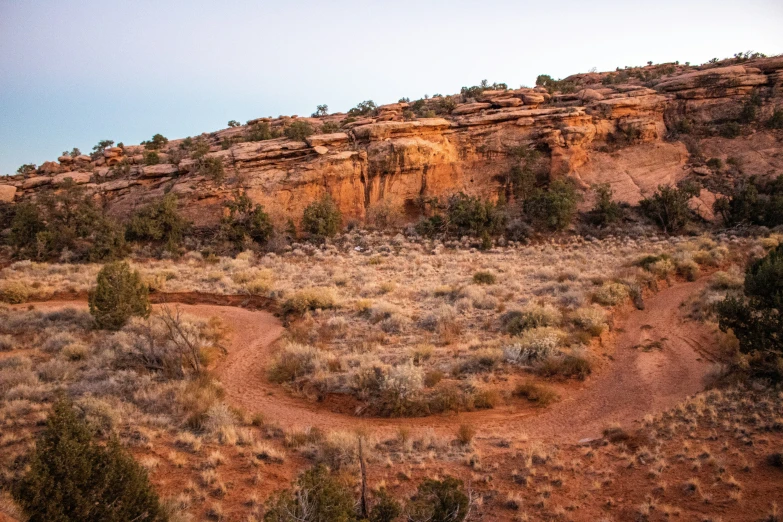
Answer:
[22,278,716,444]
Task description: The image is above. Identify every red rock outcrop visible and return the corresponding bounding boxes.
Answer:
[3,56,782,227]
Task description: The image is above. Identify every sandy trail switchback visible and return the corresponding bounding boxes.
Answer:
[25,278,715,443]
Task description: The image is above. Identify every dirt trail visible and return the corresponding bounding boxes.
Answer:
[23,278,715,444]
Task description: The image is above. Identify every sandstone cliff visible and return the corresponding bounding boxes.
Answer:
[2,56,782,228]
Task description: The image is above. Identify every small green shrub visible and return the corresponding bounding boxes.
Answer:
[588,183,624,226]
[525,179,580,231]
[196,156,225,183]
[717,244,783,381]
[281,287,336,316]
[513,382,559,407]
[284,121,315,141]
[706,157,722,170]
[222,193,273,248]
[301,195,342,238]
[640,182,700,233]
[12,399,163,521]
[369,489,402,522]
[264,464,355,522]
[472,271,496,285]
[246,121,280,141]
[88,261,151,330]
[142,133,168,150]
[143,151,160,165]
[126,194,190,252]
[768,109,783,129]
[348,100,377,116]
[714,175,783,228]
[536,354,592,380]
[593,282,629,306]
[0,280,29,304]
[406,476,470,522]
[320,121,341,133]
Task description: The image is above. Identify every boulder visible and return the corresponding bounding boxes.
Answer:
[74,155,92,163]
[578,89,604,102]
[490,97,522,107]
[52,172,92,185]
[692,166,712,176]
[142,164,179,178]
[451,102,491,115]
[306,132,349,147]
[22,176,52,189]
[38,161,63,175]
[522,94,546,105]
[313,146,329,155]
[0,185,17,203]
[689,189,717,221]
[57,155,74,163]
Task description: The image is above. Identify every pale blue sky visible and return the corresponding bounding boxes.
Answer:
[1,0,781,175]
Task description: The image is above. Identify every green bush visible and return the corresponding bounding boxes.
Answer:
[263,464,355,522]
[16,163,37,176]
[320,121,341,133]
[717,244,783,381]
[143,151,160,165]
[348,100,377,116]
[9,202,46,252]
[89,261,151,330]
[370,489,402,522]
[227,119,240,128]
[246,121,280,141]
[444,192,505,237]
[12,399,163,521]
[284,121,315,141]
[524,179,580,231]
[142,133,168,150]
[768,109,783,129]
[720,121,741,138]
[406,476,469,522]
[302,195,342,238]
[126,194,190,252]
[640,182,700,233]
[714,175,783,228]
[91,140,114,159]
[588,183,624,226]
[196,156,225,183]
[221,193,273,247]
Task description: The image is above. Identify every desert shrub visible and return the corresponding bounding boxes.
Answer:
[268,343,323,383]
[714,175,783,228]
[221,193,273,248]
[571,306,607,336]
[588,183,624,226]
[503,327,563,363]
[10,184,127,262]
[348,100,377,116]
[640,182,700,233]
[720,121,741,138]
[406,476,469,522]
[0,334,14,351]
[302,195,342,238]
[717,244,783,380]
[501,304,561,335]
[16,163,37,176]
[284,121,315,141]
[320,121,341,133]
[281,288,336,316]
[378,362,425,417]
[676,258,701,281]
[246,121,280,141]
[456,424,475,445]
[12,399,163,521]
[524,179,580,231]
[88,261,151,330]
[195,156,225,183]
[444,192,505,238]
[143,151,160,165]
[472,271,496,285]
[126,194,190,252]
[514,382,559,406]
[370,489,402,522]
[711,268,745,290]
[263,464,355,522]
[537,353,592,380]
[593,282,629,305]
[768,109,783,129]
[142,133,168,150]
[0,280,30,304]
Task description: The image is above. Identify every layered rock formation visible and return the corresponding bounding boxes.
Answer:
[2,56,782,226]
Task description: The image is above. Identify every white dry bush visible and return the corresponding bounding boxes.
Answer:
[521,303,563,328]
[268,342,323,383]
[503,327,563,364]
[593,282,629,306]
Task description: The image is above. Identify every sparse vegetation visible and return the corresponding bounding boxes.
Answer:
[89,261,151,330]
[640,182,700,233]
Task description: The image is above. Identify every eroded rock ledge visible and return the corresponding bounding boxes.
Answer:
[3,57,783,226]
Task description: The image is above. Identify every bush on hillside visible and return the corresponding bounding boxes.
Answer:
[524,179,580,231]
[301,195,342,238]
[89,261,151,330]
[713,175,783,228]
[284,120,315,141]
[141,133,168,150]
[263,464,356,522]
[406,476,470,522]
[126,194,190,252]
[12,399,163,521]
[640,182,700,233]
[717,244,783,381]
[222,192,273,248]
[588,183,624,226]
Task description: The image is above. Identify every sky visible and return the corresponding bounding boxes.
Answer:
[1,0,782,176]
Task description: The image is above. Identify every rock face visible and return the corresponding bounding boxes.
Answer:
[4,56,783,227]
